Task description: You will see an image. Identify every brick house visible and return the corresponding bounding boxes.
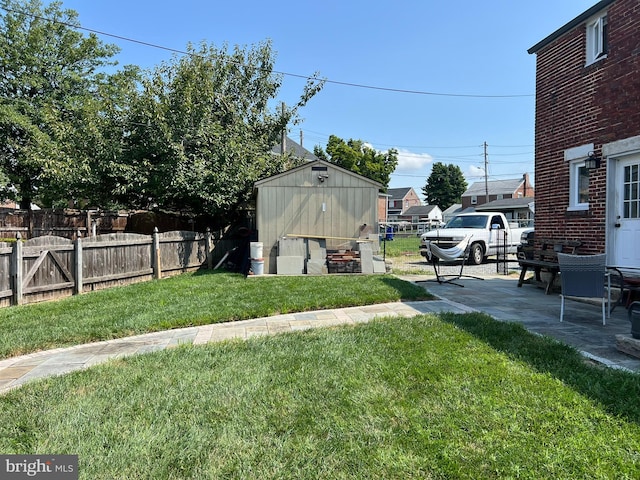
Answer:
[461,174,533,210]
[528,0,640,267]
[385,187,422,222]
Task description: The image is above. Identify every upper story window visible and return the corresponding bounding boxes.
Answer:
[586,13,608,65]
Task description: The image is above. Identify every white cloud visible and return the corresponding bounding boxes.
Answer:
[395,149,433,171]
[466,165,486,180]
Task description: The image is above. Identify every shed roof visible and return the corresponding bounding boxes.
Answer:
[254,159,383,188]
[528,0,615,54]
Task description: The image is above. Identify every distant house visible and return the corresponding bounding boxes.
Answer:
[398,205,443,226]
[385,187,422,222]
[528,0,640,266]
[441,203,463,223]
[461,174,534,210]
[475,197,534,227]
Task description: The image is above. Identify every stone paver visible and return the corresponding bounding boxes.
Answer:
[1,272,639,395]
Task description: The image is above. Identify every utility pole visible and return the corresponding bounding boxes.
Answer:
[483,141,489,204]
[281,102,286,156]
[300,129,304,149]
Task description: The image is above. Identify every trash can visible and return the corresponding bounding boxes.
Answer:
[385,226,394,241]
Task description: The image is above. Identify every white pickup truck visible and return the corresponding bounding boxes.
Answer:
[419,212,533,265]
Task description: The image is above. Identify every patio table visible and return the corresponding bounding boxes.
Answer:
[607,266,640,312]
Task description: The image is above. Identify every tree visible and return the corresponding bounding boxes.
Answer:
[422,162,467,210]
[313,135,397,188]
[0,0,123,209]
[114,41,323,218]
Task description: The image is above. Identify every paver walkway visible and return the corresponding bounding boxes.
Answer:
[0,298,473,394]
[2,272,639,395]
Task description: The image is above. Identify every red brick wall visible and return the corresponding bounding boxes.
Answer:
[378,196,387,223]
[403,189,421,210]
[532,0,640,254]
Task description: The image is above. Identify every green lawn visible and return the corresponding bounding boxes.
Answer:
[2,269,640,478]
[1,314,640,478]
[0,270,430,359]
[379,234,421,258]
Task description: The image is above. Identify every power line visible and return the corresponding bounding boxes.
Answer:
[0,6,534,99]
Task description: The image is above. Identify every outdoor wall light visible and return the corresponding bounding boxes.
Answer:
[585,151,601,170]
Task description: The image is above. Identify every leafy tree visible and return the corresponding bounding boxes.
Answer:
[422,162,467,210]
[116,41,323,218]
[0,0,122,209]
[313,135,397,188]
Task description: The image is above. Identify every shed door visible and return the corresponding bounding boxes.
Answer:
[611,156,640,268]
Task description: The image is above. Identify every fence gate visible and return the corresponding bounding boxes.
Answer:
[15,236,75,304]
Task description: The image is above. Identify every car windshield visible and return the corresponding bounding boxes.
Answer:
[444,215,487,229]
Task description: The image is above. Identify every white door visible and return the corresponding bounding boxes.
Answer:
[611,156,640,267]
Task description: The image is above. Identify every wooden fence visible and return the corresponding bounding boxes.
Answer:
[0,229,238,308]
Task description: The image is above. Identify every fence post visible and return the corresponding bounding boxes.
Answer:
[206,228,213,269]
[153,227,161,279]
[74,233,83,295]
[12,233,23,305]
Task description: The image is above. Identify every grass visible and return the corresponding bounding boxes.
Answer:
[0,270,430,359]
[2,315,640,478]
[379,235,422,258]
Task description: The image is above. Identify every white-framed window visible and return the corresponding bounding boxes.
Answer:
[568,159,590,210]
[497,194,504,200]
[586,13,608,65]
[471,195,477,205]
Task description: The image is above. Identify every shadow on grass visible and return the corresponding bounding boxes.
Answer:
[441,311,640,424]
[381,275,436,300]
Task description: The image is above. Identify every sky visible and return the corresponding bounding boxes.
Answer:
[41,0,599,199]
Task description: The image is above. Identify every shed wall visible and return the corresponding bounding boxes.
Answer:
[256,165,379,273]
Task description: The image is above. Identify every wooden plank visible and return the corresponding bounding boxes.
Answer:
[49,250,74,283]
[23,245,74,256]
[287,234,373,242]
[22,250,49,289]
[84,268,154,285]
[82,239,152,249]
[0,289,12,299]
[24,281,74,294]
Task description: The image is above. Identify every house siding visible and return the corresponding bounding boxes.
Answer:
[532,0,640,254]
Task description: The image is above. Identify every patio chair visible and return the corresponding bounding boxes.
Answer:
[557,253,608,325]
[424,235,484,287]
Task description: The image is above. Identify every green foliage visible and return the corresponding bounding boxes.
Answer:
[422,162,467,210]
[314,135,398,188]
[0,1,324,217]
[111,41,324,218]
[0,0,123,208]
[2,316,640,478]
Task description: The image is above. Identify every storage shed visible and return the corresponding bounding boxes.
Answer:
[254,160,383,274]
